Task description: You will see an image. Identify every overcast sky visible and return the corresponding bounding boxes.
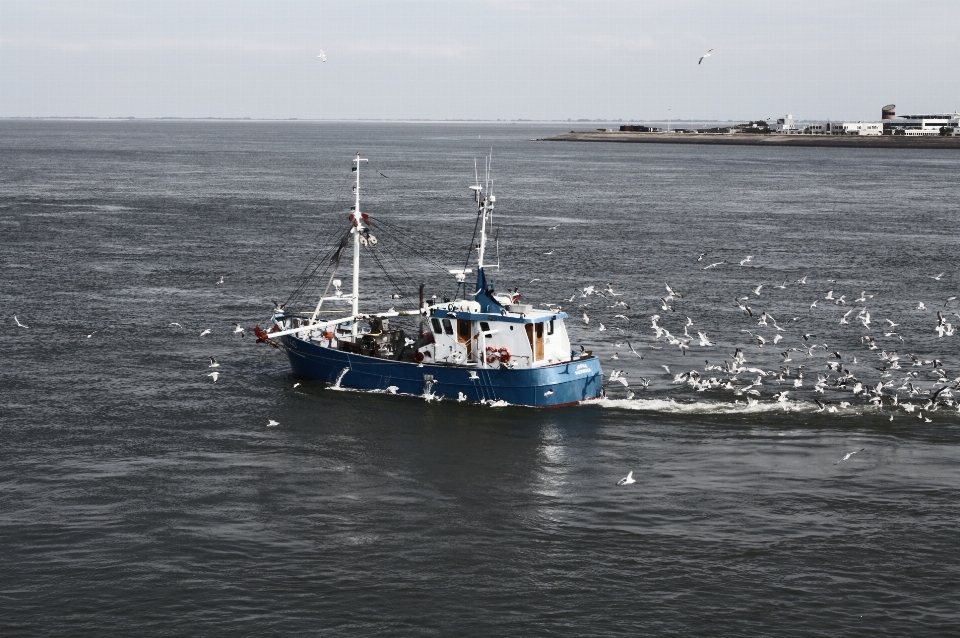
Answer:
[1,0,957,121]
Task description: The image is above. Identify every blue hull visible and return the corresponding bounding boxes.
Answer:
[282,336,603,407]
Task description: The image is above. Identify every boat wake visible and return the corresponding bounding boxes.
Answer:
[599,396,852,415]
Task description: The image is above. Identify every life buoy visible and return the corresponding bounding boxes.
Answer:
[498,347,512,363]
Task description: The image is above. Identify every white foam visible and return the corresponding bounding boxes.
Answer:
[597,396,818,415]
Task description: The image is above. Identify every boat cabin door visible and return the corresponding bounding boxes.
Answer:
[525,323,545,362]
[457,319,472,359]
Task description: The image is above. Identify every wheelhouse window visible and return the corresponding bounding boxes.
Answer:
[547,319,554,335]
[431,318,442,333]
[442,319,454,335]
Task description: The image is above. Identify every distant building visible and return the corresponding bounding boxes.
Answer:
[773,115,801,133]
[882,112,959,136]
[619,125,662,132]
[800,121,882,135]
[831,122,883,136]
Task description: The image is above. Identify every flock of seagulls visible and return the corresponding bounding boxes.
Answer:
[530,249,958,487]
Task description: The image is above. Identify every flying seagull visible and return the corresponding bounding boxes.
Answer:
[317,49,326,62]
[267,419,279,427]
[616,471,636,486]
[14,315,28,328]
[834,448,864,464]
[698,48,714,65]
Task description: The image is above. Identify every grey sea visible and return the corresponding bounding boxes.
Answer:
[2,120,959,636]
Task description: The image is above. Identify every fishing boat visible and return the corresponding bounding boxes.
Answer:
[256,153,603,407]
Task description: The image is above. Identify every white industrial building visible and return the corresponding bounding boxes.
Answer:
[763,106,958,136]
[768,113,883,135]
[883,112,960,136]
[773,115,802,133]
[798,121,882,135]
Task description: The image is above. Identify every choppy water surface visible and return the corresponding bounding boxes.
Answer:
[2,120,960,636]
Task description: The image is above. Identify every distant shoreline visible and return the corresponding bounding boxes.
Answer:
[542,131,960,149]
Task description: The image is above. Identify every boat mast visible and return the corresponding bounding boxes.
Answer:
[352,152,367,337]
[473,157,495,270]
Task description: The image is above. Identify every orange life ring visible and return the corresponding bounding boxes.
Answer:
[486,354,499,364]
[498,347,511,363]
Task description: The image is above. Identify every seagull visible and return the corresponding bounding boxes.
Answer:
[267,419,279,427]
[544,390,554,397]
[317,49,326,61]
[616,471,636,486]
[752,284,763,296]
[583,312,590,324]
[199,328,211,337]
[598,323,606,332]
[698,48,714,65]
[208,357,220,368]
[703,261,725,270]
[548,224,560,230]
[697,331,713,347]
[626,341,642,358]
[917,302,927,311]
[834,448,864,464]
[543,250,554,255]
[169,322,183,329]
[207,371,219,382]
[697,252,706,262]
[216,275,224,285]
[661,364,671,374]
[665,282,683,299]
[233,323,245,336]
[930,272,945,281]
[469,371,479,381]
[86,329,98,338]
[740,255,753,266]
[13,315,28,328]
[293,382,301,388]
